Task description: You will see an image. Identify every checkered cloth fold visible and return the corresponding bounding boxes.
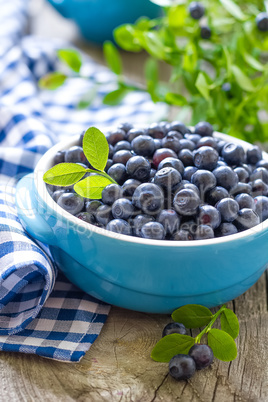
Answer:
[0,0,164,361]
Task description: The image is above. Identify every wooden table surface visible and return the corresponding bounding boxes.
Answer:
[1,2,267,401]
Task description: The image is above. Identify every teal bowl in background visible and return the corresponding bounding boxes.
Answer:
[47,0,161,44]
[15,132,268,313]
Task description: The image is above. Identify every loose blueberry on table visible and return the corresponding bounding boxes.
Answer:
[45,121,268,241]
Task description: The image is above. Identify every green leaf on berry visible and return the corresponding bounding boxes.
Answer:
[220,308,240,339]
[39,72,67,90]
[82,127,109,171]
[57,49,82,73]
[74,175,113,199]
[207,328,237,361]
[43,163,87,186]
[103,41,122,76]
[172,304,213,328]
[151,334,195,362]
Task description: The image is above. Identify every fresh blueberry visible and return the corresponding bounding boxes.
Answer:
[194,224,214,239]
[234,208,260,231]
[118,122,133,133]
[213,166,238,191]
[221,143,245,165]
[95,204,112,226]
[147,123,166,139]
[154,139,162,150]
[172,229,194,241]
[191,170,217,199]
[113,150,132,165]
[131,135,156,156]
[179,139,196,151]
[189,2,205,19]
[178,149,194,166]
[205,186,229,205]
[235,193,255,210]
[162,322,187,337]
[183,166,198,181]
[185,134,202,144]
[247,146,262,164]
[154,167,182,191]
[126,156,151,182]
[76,212,95,224]
[158,157,184,176]
[85,200,103,214]
[254,196,268,222]
[102,184,123,205]
[132,183,164,214]
[201,26,211,39]
[140,221,165,240]
[54,150,65,164]
[78,131,85,147]
[113,140,131,152]
[169,354,196,380]
[173,188,200,216]
[222,83,231,92]
[250,167,268,184]
[230,182,252,196]
[197,137,218,150]
[112,198,134,220]
[52,189,65,203]
[233,167,249,183]
[168,121,191,135]
[153,148,177,168]
[194,121,213,137]
[105,159,113,172]
[65,146,87,164]
[107,128,126,145]
[106,219,132,235]
[198,205,221,229]
[256,12,268,32]
[107,163,127,185]
[177,182,200,198]
[122,179,141,198]
[126,128,146,142]
[108,144,114,159]
[188,344,214,370]
[166,130,183,140]
[157,209,181,235]
[57,193,84,215]
[162,135,181,153]
[216,198,239,222]
[256,160,268,170]
[133,214,155,237]
[215,222,238,237]
[251,179,268,197]
[194,146,219,171]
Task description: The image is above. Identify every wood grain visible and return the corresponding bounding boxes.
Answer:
[0,2,266,401]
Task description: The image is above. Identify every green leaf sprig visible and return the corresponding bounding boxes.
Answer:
[151,304,239,363]
[43,127,116,199]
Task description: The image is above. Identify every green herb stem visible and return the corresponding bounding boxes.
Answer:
[195,304,227,344]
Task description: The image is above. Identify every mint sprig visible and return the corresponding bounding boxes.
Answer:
[43,127,116,199]
[151,304,239,363]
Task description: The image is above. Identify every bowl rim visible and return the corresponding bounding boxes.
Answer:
[34,128,268,247]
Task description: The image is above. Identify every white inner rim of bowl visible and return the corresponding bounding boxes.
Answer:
[34,129,268,247]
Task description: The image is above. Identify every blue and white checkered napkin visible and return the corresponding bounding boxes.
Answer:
[0,0,164,361]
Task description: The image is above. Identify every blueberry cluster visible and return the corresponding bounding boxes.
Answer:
[162,322,214,380]
[47,120,268,241]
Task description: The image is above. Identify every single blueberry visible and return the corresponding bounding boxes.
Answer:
[162,136,181,153]
[216,198,239,222]
[65,146,87,164]
[113,150,132,165]
[133,214,155,237]
[107,128,126,145]
[230,182,252,196]
[256,160,268,170]
[154,167,182,191]
[189,2,205,19]
[113,141,131,153]
[122,179,141,198]
[54,150,65,164]
[106,219,132,236]
[140,221,165,240]
[233,167,249,183]
[168,121,191,135]
[201,26,211,39]
[256,12,268,32]
[169,354,196,381]
[215,222,238,237]
[118,122,133,133]
[126,128,146,142]
[102,184,123,205]
[57,193,84,215]
[197,136,218,150]
[126,155,151,182]
[194,121,213,137]
[52,189,65,203]
[147,123,166,139]
[154,139,162,150]
[173,188,201,216]
[158,157,184,176]
[95,204,112,226]
[194,224,214,240]
[247,146,262,164]
[131,135,156,156]
[162,322,187,337]
[185,134,201,144]
[234,208,260,231]
[188,344,214,370]
[251,179,268,197]
[254,196,268,222]
[112,198,134,220]
[221,143,245,165]
[178,149,194,166]
[179,139,196,151]
[153,148,177,168]
[213,166,238,191]
[250,167,268,184]
[132,183,164,215]
[198,205,221,229]
[183,166,198,181]
[191,170,217,199]
[157,209,181,235]
[76,212,95,224]
[107,163,127,185]
[235,193,255,210]
[205,186,229,205]
[194,146,219,171]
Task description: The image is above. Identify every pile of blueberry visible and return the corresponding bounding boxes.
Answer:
[163,322,213,380]
[47,120,268,241]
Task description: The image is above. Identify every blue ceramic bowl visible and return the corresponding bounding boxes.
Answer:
[15,131,268,313]
[47,0,161,44]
